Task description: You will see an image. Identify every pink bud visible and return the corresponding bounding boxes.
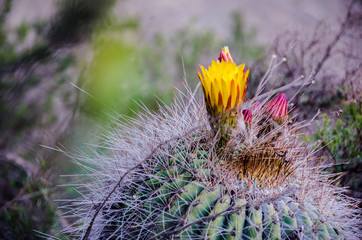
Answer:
[242,109,252,123]
[217,46,234,63]
[266,93,288,120]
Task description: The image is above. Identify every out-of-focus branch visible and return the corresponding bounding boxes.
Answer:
[0,44,51,74]
[313,0,356,76]
[0,150,40,177]
[0,0,115,74]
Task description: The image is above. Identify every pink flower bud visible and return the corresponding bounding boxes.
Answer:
[217,46,234,63]
[242,109,252,123]
[266,93,288,120]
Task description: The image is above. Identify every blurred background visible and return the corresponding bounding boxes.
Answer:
[0,0,361,238]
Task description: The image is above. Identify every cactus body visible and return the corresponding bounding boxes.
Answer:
[70,92,360,239]
[101,149,344,239]
[66,48,360,239]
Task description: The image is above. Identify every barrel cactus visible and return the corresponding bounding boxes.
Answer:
[65,47,360,239]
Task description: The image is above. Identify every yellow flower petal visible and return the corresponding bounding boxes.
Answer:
[197,47,249,118]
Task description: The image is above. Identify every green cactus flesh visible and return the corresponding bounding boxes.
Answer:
[101,150,342,240]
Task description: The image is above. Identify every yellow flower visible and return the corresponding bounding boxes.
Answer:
[197,47,250,118]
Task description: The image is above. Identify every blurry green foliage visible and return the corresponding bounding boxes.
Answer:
[173,26,219,87]
[80,18,173,122]
[141,34,171,89]
[57,55,74,73]
[16,23,30,42]
[0,162,55,240]
[306,102,362,195]
[229,12,264,63]
[0,0,118,238]
[48,0,116,45]
[82,40,145,116]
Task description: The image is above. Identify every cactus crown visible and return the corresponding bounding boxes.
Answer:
[197,48,294,187]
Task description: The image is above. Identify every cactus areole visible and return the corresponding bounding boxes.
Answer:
[73,47,360,240]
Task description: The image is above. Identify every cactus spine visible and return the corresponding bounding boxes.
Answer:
[65,47,360,239]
